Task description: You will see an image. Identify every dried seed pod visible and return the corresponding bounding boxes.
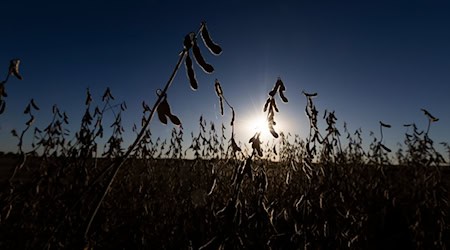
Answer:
[102,87,114,101]
[231,137,241,152]
[30,98,40,110]
[279,90,288,103]
[52,104,58,114]
[380,143,391,152]
[263,98,270,112]
[184,52,198,90]
[85,89,92,105]
[157,110,168,124]
[214,79,223,97]
[183,33,193,50]
[250,133,263,156]
[168,114,182,126]
[9,59,22,80]
[278,79,285,91]
[192,39,214,73]
[142,101,151,112]
[63,112,69,124]
[219,98,224,116]
[201,23,222,55]
[157,98,171,125]
[421,108,439,122]
[269,124,279,138]
[379,121,391,128]
[26,115,35,126]
[0,100,5,114]
[24,104,30,114]
[270,98,279,112]
[257,147,263,157]
[302,91,317,97]
[231,109,235,126]
[268,88,277,97]
[120,102,127,111]
[0,83,6,97]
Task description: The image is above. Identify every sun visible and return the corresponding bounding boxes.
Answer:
[245,115,273,142]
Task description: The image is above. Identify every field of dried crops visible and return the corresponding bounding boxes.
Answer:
[1,136,449,249]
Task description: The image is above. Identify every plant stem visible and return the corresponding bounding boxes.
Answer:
[83,49,188,238]
[82,22,214,238]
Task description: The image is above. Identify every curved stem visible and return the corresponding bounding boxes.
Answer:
[83,49,188,239]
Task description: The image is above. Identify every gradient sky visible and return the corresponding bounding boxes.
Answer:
[1,0,449,157]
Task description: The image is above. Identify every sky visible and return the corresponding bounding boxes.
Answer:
[1,0,449,158]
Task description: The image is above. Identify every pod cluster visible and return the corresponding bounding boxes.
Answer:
[157,94,182,126]
[184,22,222,91]
[263,78,288,138]
[214,79,241,154]
[0,59,23,114]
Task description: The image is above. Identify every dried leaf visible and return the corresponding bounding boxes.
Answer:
[201,23,222,55]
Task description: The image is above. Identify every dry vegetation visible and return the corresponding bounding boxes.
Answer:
[1,22,449,249]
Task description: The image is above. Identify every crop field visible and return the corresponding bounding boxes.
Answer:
[1,22,450,249]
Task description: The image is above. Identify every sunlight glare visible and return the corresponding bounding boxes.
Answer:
[246,115,272,141]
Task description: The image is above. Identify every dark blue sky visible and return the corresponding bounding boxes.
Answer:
[1,0,449,156]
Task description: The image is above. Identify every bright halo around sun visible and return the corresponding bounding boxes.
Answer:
[245,115,273,142]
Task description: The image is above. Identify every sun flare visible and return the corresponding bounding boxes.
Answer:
[246,115,273,141]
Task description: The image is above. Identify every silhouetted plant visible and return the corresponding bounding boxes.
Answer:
[263,78,288,138]
[0,59,23,114]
